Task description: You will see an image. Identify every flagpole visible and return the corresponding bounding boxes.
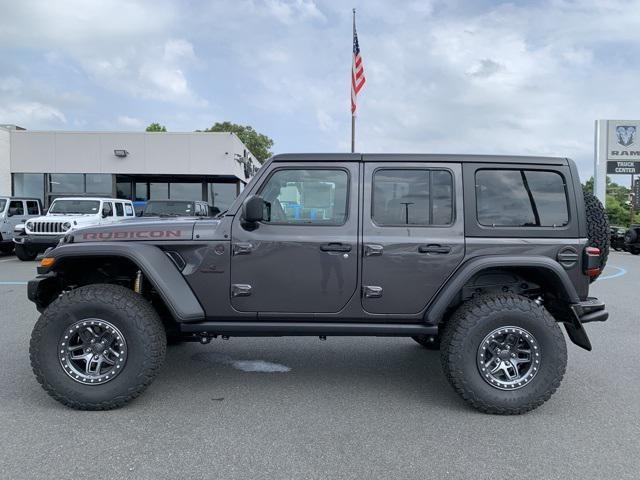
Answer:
[351,8,356,153]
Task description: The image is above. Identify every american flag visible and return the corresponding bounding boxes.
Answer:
[351,15,365,115]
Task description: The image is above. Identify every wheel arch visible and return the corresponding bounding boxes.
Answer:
[425,256,580,324]
[32,242,205,323]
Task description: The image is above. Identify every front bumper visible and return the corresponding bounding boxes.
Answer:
[13,234,61,250]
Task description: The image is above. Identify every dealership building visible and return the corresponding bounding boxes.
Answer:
[0,125,258,211]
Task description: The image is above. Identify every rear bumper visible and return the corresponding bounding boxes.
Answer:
[563,297,608,351]
[571,297,608,324]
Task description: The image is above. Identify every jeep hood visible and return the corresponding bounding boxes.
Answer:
[71,218,221,242]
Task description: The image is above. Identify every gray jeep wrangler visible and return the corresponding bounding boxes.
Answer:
[27,154,609,414]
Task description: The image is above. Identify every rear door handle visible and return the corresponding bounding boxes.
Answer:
[320,242,352,252]
[418,244,451,254]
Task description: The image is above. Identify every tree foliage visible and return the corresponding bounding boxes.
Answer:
[145,123,167,132]
[583,176,640,226]
[199,122,274,163]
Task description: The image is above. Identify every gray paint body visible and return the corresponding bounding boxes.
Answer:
[31,153,597,333]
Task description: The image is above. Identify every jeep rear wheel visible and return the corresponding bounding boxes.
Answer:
[30,284,166,410]
[440,294,567,414]
[15,244,37,261]
[583,191,609,282]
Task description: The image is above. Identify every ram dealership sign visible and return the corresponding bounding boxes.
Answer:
[607,120,640,159]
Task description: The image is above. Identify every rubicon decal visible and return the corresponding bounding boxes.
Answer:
[82,230,182,240]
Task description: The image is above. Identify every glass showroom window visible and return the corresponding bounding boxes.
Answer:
[149,182,169,199]
[208,182,238,214]
[49,173,84,193]
[170,183,203,200]
[13,173,44,203]
[86,174,113,194]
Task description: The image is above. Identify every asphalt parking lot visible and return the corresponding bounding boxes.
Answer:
[0,252,638,480]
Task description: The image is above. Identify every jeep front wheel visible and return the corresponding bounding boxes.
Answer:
[15,244,37,261]
[30,284,166,410]
[440,294,567,414]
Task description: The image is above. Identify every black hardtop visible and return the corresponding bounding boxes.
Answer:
[270,153,569,165]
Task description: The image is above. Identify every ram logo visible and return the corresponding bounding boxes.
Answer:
[616,125,636,147]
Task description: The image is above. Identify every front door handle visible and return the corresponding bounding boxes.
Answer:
[418,244,451,254]
[320,242,352,252]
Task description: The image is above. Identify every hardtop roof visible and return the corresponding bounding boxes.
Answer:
[270,153,569,165]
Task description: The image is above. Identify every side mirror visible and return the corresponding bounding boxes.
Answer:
[101,206,110,218]
[6,208,14,217]
[242,195,265,223]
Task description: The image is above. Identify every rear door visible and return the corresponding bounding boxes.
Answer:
[361,161,465,314]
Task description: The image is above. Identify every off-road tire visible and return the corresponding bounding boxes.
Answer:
[440,293,567,415]
[30,284,166,410]
[583,191,609,281]
[412,334,440,350]
[15,244,37,261]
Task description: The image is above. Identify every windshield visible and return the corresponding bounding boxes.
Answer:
[49,199,101,215]
[0,199,6,213]
[143,201,195,217]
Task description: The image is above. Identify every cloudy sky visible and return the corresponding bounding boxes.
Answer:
[1,0,640,178]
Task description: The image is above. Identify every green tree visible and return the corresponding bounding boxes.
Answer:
[199,122,274,163]
[582,176,639,226]
[146,123,167,132]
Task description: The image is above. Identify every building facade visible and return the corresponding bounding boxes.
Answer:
[0,126,258,212]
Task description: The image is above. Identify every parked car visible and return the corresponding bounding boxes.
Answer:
[27,153,609,414]
[624,224,640,255]
[0,196,43,254]
[142,199,211,217]
[610,226,627,251]
[13,197,135,260]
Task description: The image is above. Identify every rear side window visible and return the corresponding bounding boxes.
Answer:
[26,201,39,215]
[476,170,569,227]
[372,169,453,226]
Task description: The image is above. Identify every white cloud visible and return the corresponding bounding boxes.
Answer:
[0,102,66,125]
[116,116,145,129]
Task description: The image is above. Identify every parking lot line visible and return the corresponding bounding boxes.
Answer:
[597,265,627,281]
[0,281,27,285]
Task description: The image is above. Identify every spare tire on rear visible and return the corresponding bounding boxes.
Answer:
[583,191,609,282]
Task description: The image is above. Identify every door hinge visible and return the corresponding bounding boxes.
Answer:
[363,285,383,298]
[231,284,252,297]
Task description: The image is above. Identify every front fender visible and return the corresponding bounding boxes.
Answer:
[35,242,205,322]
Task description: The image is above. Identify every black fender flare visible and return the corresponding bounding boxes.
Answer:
[38,242,205,323]
[425,255,581,324]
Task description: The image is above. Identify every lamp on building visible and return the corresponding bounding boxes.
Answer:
[114,149,129,157]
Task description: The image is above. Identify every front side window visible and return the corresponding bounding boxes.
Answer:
[372,169,453,226]
[259,169,349,225]
[115,203,124,216]
[124,204,134,216]
[9,200,24,215]
[476,170,569,227]
[49,199,100,215]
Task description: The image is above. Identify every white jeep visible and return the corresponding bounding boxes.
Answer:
[13,197,135,260]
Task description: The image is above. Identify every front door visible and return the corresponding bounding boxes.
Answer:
[230,162,359,313]
[361,161,465,314]
[7,200,28,230]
